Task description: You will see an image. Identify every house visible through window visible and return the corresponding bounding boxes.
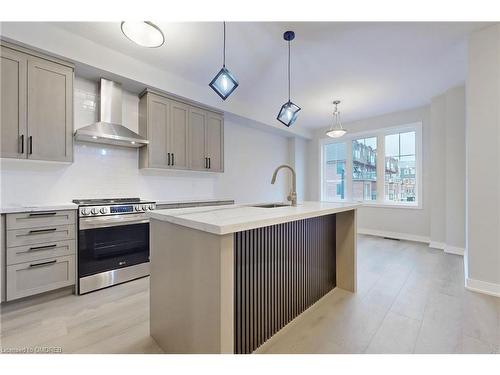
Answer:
[321,123,421,207]
[323,142,346,201]
[384,131,416,203]
[352,137,377,201]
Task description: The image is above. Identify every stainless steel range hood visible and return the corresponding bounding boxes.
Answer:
[74,78,149,148]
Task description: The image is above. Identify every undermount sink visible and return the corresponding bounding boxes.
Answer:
[251,203,291,208]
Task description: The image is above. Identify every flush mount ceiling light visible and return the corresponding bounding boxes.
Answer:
[326,100,347,138]
[120,21,164,48]
[209,22,239,100]
[277,31,301,128]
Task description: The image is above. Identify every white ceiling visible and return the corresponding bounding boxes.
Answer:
[52,22,487,130]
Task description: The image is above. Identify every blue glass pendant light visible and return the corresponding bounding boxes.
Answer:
[209,22,239,100]
[277,31,301,127]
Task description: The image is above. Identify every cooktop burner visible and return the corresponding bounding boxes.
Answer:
[72,197,143,205]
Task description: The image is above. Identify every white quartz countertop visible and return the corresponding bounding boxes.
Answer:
[0,199,233,214]
[147,201,360,235]
[0,203,79,214]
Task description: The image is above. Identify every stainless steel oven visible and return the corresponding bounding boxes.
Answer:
[73,198,155,294]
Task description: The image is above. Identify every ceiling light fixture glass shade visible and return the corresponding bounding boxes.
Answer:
[326,100,347,138]
[209,22,239,100]
[121,21,164,48]
[277,31,301,127]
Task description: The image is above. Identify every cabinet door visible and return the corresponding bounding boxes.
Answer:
[188,107,207,170]
[27,56,73,162]
[1,46,27,159]
[148,94,170,168]
[206,112,224,172]
[170,101,189,169]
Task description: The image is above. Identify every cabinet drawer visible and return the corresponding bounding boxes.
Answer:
[7,224,75,247]
[6,210,76,229]
[6,255,75,301]
[6,239,76,266]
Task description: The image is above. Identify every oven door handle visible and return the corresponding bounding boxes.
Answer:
[79,214,150,230]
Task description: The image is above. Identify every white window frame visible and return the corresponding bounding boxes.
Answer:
[320,122,423,209]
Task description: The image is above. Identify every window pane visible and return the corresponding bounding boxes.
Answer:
[352,137,377,201]
[384,132,416,204]
[385,133,399,157]
[400,131,415,155]
[323,143,346,201]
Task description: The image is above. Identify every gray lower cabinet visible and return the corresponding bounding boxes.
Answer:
[0,41,74,162]
[4,210,77,301]
[6,255,76,301]
[139,89,223,172]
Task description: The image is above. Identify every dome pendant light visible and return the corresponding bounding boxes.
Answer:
[209,22,239,100]
[120,21,164,48]
[326,100,347,138]
[277,31,301,127]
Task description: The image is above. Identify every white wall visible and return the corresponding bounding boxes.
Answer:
[0,77,290,206]
[429,86,466,253]
[429,95,447,245]
[307,106,432,240]
[287,137,308,202]
[466,24,500,294]
[444,87,466,251]
[213,116,289,203]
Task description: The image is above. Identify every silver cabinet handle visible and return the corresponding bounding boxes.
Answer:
[29,260,57,268]
[18,244,58,255]
[28,228,57,234]
[29,244,58,252]
[28,212,57,217]
[19,134,24,154]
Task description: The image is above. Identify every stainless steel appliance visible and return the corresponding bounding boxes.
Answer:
[73,198,155,294]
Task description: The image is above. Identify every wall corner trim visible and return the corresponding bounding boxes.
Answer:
[465,278,500,298]
[444,245,465,256]
[429,241,446,250]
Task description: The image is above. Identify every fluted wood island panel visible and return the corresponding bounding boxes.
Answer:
[149,202,358,354]
[234,215,336,354]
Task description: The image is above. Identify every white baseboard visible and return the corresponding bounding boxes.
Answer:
[444,245,465,256]
[359,229,465,257]
[465,278,500,298]
[429,241,445,250]
[357,228,430,244]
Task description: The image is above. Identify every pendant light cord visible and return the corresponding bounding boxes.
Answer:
[223,21,226,67]
[288,39,291,101]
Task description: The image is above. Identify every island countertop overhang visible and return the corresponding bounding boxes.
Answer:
[147,201,360,235]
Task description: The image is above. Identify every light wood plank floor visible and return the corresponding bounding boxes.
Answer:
[1,235,499,354]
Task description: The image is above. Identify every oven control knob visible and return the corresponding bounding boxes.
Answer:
[81,208,90,216]
[91,207,99,215]
[142,204,149,211]
[135,205,142,212]
[149,204,155,210]
[100,207,108,214]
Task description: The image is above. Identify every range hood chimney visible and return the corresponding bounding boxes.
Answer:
[74,78,149,148]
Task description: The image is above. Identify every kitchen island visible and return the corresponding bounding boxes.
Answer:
[147,201,359,354]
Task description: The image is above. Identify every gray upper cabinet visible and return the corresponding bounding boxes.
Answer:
[1,46,27,159]
[188,107,208,171]
[206,112,224,172]
[139,89,224,172]
[27,56,73,162]
[170,101,189,169]
[0,41,74,162]
[139,93,170,168]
